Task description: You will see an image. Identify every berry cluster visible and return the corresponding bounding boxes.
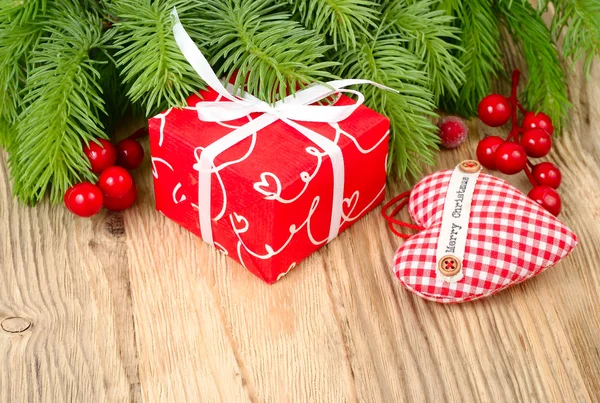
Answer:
[64,128,146,217]
[475,70,562,216]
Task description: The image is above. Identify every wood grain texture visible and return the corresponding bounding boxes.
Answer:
[2,43,600,403]
[0,156,140,402]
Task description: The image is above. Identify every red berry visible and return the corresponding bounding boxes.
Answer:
[522,111,554,135]
[103,182,138,212]
[116,138,145,170]
[494,142,527,175]
[437,116,468,148]
[478,94,512,127]
[98,166,133,198]
[83,138,117,174]
[528,185,562,216]
[521,128,552,158]
[64,186,74,207]
[532,162,562,189]
[476,136,505,170]
[64,182,103,217]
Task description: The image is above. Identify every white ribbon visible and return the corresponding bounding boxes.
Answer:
[171,8,396,246]
[435,164,481,283]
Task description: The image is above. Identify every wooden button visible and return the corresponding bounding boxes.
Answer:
[438,255,461,276]
[459,160,481,173]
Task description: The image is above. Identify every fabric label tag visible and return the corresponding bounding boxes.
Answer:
[435,162,481,282]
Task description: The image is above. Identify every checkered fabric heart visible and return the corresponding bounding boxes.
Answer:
[391,169,578,303]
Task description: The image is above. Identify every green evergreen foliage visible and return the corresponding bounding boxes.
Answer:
[0,118,11,148]
[0,0,598,204]
[441,0,503,117]
[193,0,337,103]
[385,0,465,102]
[544,0,600,76]
[285,0,379,49]
[97,51,131,133]
[0,0,47,24]
[497,0,570,132]
[8,5,109,204]
[0,19,42,146]
[336,23,439,178]
[107,0,207,116]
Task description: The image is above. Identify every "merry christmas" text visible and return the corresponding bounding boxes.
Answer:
[445,177,470,253]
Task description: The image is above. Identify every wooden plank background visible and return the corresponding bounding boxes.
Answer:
[1,34,600,403]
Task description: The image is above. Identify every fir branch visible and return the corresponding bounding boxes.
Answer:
[384,0,465,102]
[497,0,570,132]
[497,0,528,6]
[441,0,503,117]
[0,118,12,148]
[0,0,47,24]
[0,0,591,207]
[549,0,600,76]
[0,20,42,146]
[436,0,462,15]
[193,0,337,103]
[336,25,438,178]
[108,0,208,116]
[0,0,101,22]
[8,7,109,204]
[97,53,131,134]
[284,0,379,49]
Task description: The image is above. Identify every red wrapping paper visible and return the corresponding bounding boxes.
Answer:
[149,87,390,283]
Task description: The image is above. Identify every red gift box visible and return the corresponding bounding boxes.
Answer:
[149,87,389,283]
[148,9,391,283]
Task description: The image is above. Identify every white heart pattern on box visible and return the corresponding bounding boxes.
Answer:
[392,170,578,303]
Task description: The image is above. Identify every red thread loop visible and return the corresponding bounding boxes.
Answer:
[382,191,425,239]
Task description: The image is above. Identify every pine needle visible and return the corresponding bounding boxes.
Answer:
[0,118,12,148]
[336,24,438,179]
[440,0,503,117]
[8,6,109,204]
[108,0,208,116]
[286,0,380,49]
[0,0,598,204]
[97,54,132,134]
[549,0,600,76]
[0,20,42,146]
[497,0,570,132]
[0,0,47,24]
[190,0,337,103]
[385,0,465,102]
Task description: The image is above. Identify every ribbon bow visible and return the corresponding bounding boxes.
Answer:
[171,8,396,246]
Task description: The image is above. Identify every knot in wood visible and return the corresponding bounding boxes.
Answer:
[1,317,32,333]
[104,213,126,238]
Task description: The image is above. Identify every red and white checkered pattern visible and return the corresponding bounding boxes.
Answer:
[393,170,578,303]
